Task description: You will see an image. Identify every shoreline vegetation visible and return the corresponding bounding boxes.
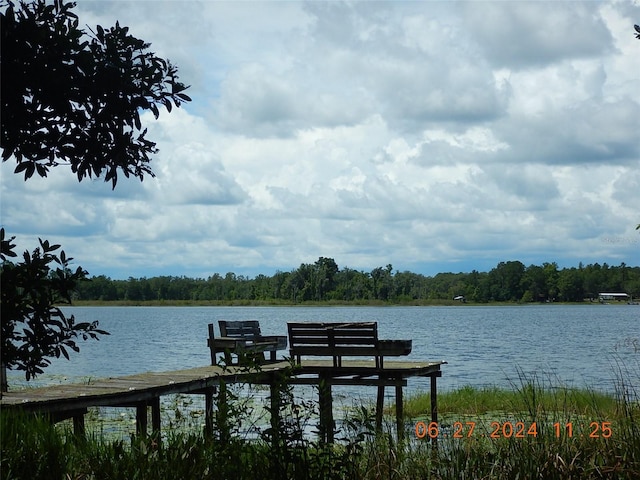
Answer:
[68,298,631,307]
[73,259,640,305]
[2,377,638,479]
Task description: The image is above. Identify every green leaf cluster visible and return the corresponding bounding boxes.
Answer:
[1,0,191,188]
[1,228,109,380]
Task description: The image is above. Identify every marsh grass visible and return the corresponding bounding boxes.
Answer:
[395,368,640,479]
[403,383,619,419]
[3,368,639,480]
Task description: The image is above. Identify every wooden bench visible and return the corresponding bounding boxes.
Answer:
[287,322,411,369]
[208,321,287,365]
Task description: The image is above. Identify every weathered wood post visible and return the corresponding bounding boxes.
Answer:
[73,412,86,437]
[269,372,282,443]
[151,397,161,438]
[267,371,285,479]
[0,362,7,396]
[430,374,438,425]
[136,402,148,435]
[430,371,441,446]
[395,380,404,442]
[216,381,230,443]
[376,385,385,431]
[204,386,216,436]
[318,374,334,443]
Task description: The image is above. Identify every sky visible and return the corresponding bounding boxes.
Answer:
[1,0,639,280]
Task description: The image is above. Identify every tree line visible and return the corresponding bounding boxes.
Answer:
[76,258,640,304]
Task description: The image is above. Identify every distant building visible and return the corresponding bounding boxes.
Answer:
[598,293,630,302]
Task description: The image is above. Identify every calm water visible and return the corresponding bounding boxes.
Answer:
[10,304,638,396]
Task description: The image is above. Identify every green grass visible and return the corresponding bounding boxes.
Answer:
[403,384,620,418]
[392,373,640,479]
[3,374,639,480]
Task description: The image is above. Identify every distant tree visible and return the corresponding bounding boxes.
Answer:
[314,257,339,301]
[557,268,584,302]
[371,264,393,301]
[487,261,525,301]
[393,271,422,301]
[542,262,559,300]
[520,264,547,302]
[1,0,190,385]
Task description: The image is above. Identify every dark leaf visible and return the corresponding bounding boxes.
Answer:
[14,162,30,174]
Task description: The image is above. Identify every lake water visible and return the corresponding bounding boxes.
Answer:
[9,304,638,397]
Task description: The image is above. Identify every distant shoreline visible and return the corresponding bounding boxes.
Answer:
[67,299,613,307]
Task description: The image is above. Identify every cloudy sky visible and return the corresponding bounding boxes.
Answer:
[2,0,639,280]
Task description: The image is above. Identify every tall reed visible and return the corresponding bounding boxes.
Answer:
[2,362,638,479]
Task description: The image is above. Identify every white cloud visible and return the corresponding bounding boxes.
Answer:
[2,0,638,279]
[461,2,614,68]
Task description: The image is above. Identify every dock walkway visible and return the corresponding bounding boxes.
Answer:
[1,359,445,441]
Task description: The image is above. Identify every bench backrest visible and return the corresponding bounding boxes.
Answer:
[208,321,287,365]
[288,322,380,367]
[219,320,261,339]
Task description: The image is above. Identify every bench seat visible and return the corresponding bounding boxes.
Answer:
[287,322,411,368]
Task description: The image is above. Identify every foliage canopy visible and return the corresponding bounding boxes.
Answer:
[1,0,190,382]
[1,228,108,380]
[1,0,191,188]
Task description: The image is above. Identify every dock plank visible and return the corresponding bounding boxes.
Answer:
[1,359,445,442]
[0,360,444,409]
[0,363,289,410]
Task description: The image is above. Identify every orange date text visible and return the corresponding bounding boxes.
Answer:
[415,421,539,439]
[553,422,612,438]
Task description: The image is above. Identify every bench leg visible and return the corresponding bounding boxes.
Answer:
[224,351,233,365]
[208,323,217,365]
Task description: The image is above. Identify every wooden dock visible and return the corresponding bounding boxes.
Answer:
[0,359,445,442]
